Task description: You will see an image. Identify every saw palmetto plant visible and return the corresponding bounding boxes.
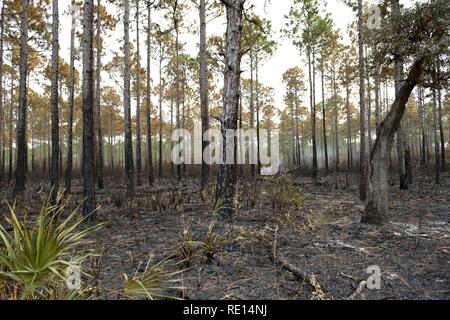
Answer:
[123,257,189,300]
[0,193,103,299]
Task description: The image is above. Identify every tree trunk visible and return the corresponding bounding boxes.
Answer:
[308,49,317,180]
[291,100,296,166]
[0,1,4,182]
[158,43,163,178]
[135,0,142,186]
[49,0,60,204]
[432,88,440,184]
[124,0,135,195]
[417,86,426,166]
[346,83,352,171]
[249,50,255,177]
[30,106,35,174]
[357,0,367,201]
[109,107,114,171]
[363,59,423,225]
[8,78,13,182]
[255,53,261,176]
[333,70,339,171]
[81,0,96,216]
[146,3,154,185]
[173,4,181,182]
[215,0,244,221]
[14,0,29,195]
[437,89,445,171]
[65,0,76,193]
[95,0,104,189]
[392,0,408,190]
[199,0,209,189]
[367,65,373,153]
[374,70,381,132]
[321,68,328,173]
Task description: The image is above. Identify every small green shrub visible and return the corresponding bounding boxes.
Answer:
[0,193,103,300]
[124,257,188,300]
[266,174,304,212]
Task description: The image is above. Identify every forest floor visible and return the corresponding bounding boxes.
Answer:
[1,170,449,300]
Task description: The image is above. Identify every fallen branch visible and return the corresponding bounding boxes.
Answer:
[349,280,367,299]
[268,249,315,292]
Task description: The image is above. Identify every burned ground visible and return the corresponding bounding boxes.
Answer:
[0,171,448,300]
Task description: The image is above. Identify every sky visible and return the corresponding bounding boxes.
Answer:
[55,0,357,116]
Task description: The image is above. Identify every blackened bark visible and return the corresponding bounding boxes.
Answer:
[249,51,255,177]
[345,83,352,171]
[146,3,154,185]
[255,53,261,175]
[124,0,135,195]
[321,69,328,173]
[173,2,181,182]
[82,0,96,215]
[200,0,210,189]
[307,49,317,180]
[14,0,29,195]
[50,0,60,204]
[417,86,426,166]
[357,0,367,201]
[158,41,163,178]
[432,89,440,184]
[363,59,423,225]
[136,0,142,186]
[374,70,381,132]
[215,0,245,221]
[8,79,12,182]
[96,0,104,189]
[333,70,339,171]
[0,1,5,182]
[437,89,445,171]
[65,0,77,193]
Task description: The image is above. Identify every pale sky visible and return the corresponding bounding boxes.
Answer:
[53,0,356,115]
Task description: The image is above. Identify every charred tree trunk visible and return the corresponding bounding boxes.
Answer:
[374,70,381,132]
[437,89,445,171]
[333,70,339,171]
[255,53,261,176]
[346,83,352,172]
[49,0,60,204]
[146,2,154,185]
[215,0,244,221]
[124,0,135,195]
[307,48,317,180]
[249,50,255,177]
[417,86,426,166]
[158,42,163,178]
[321,69,329,173]
[8,79,12,182]
[14,0,29,195]
[363,59,423,225]
[357,0,367,201]
[199,0,209,189]
[432,88,440,184]
[392,0,408,190]
[108,107,114,171]
[290,101,296,166]
[95,0,104,190]
[173,3,181,182]
[65,0,76,193]
[0,1,4,182]
[81,0,96,215]
[135,0,142,186]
